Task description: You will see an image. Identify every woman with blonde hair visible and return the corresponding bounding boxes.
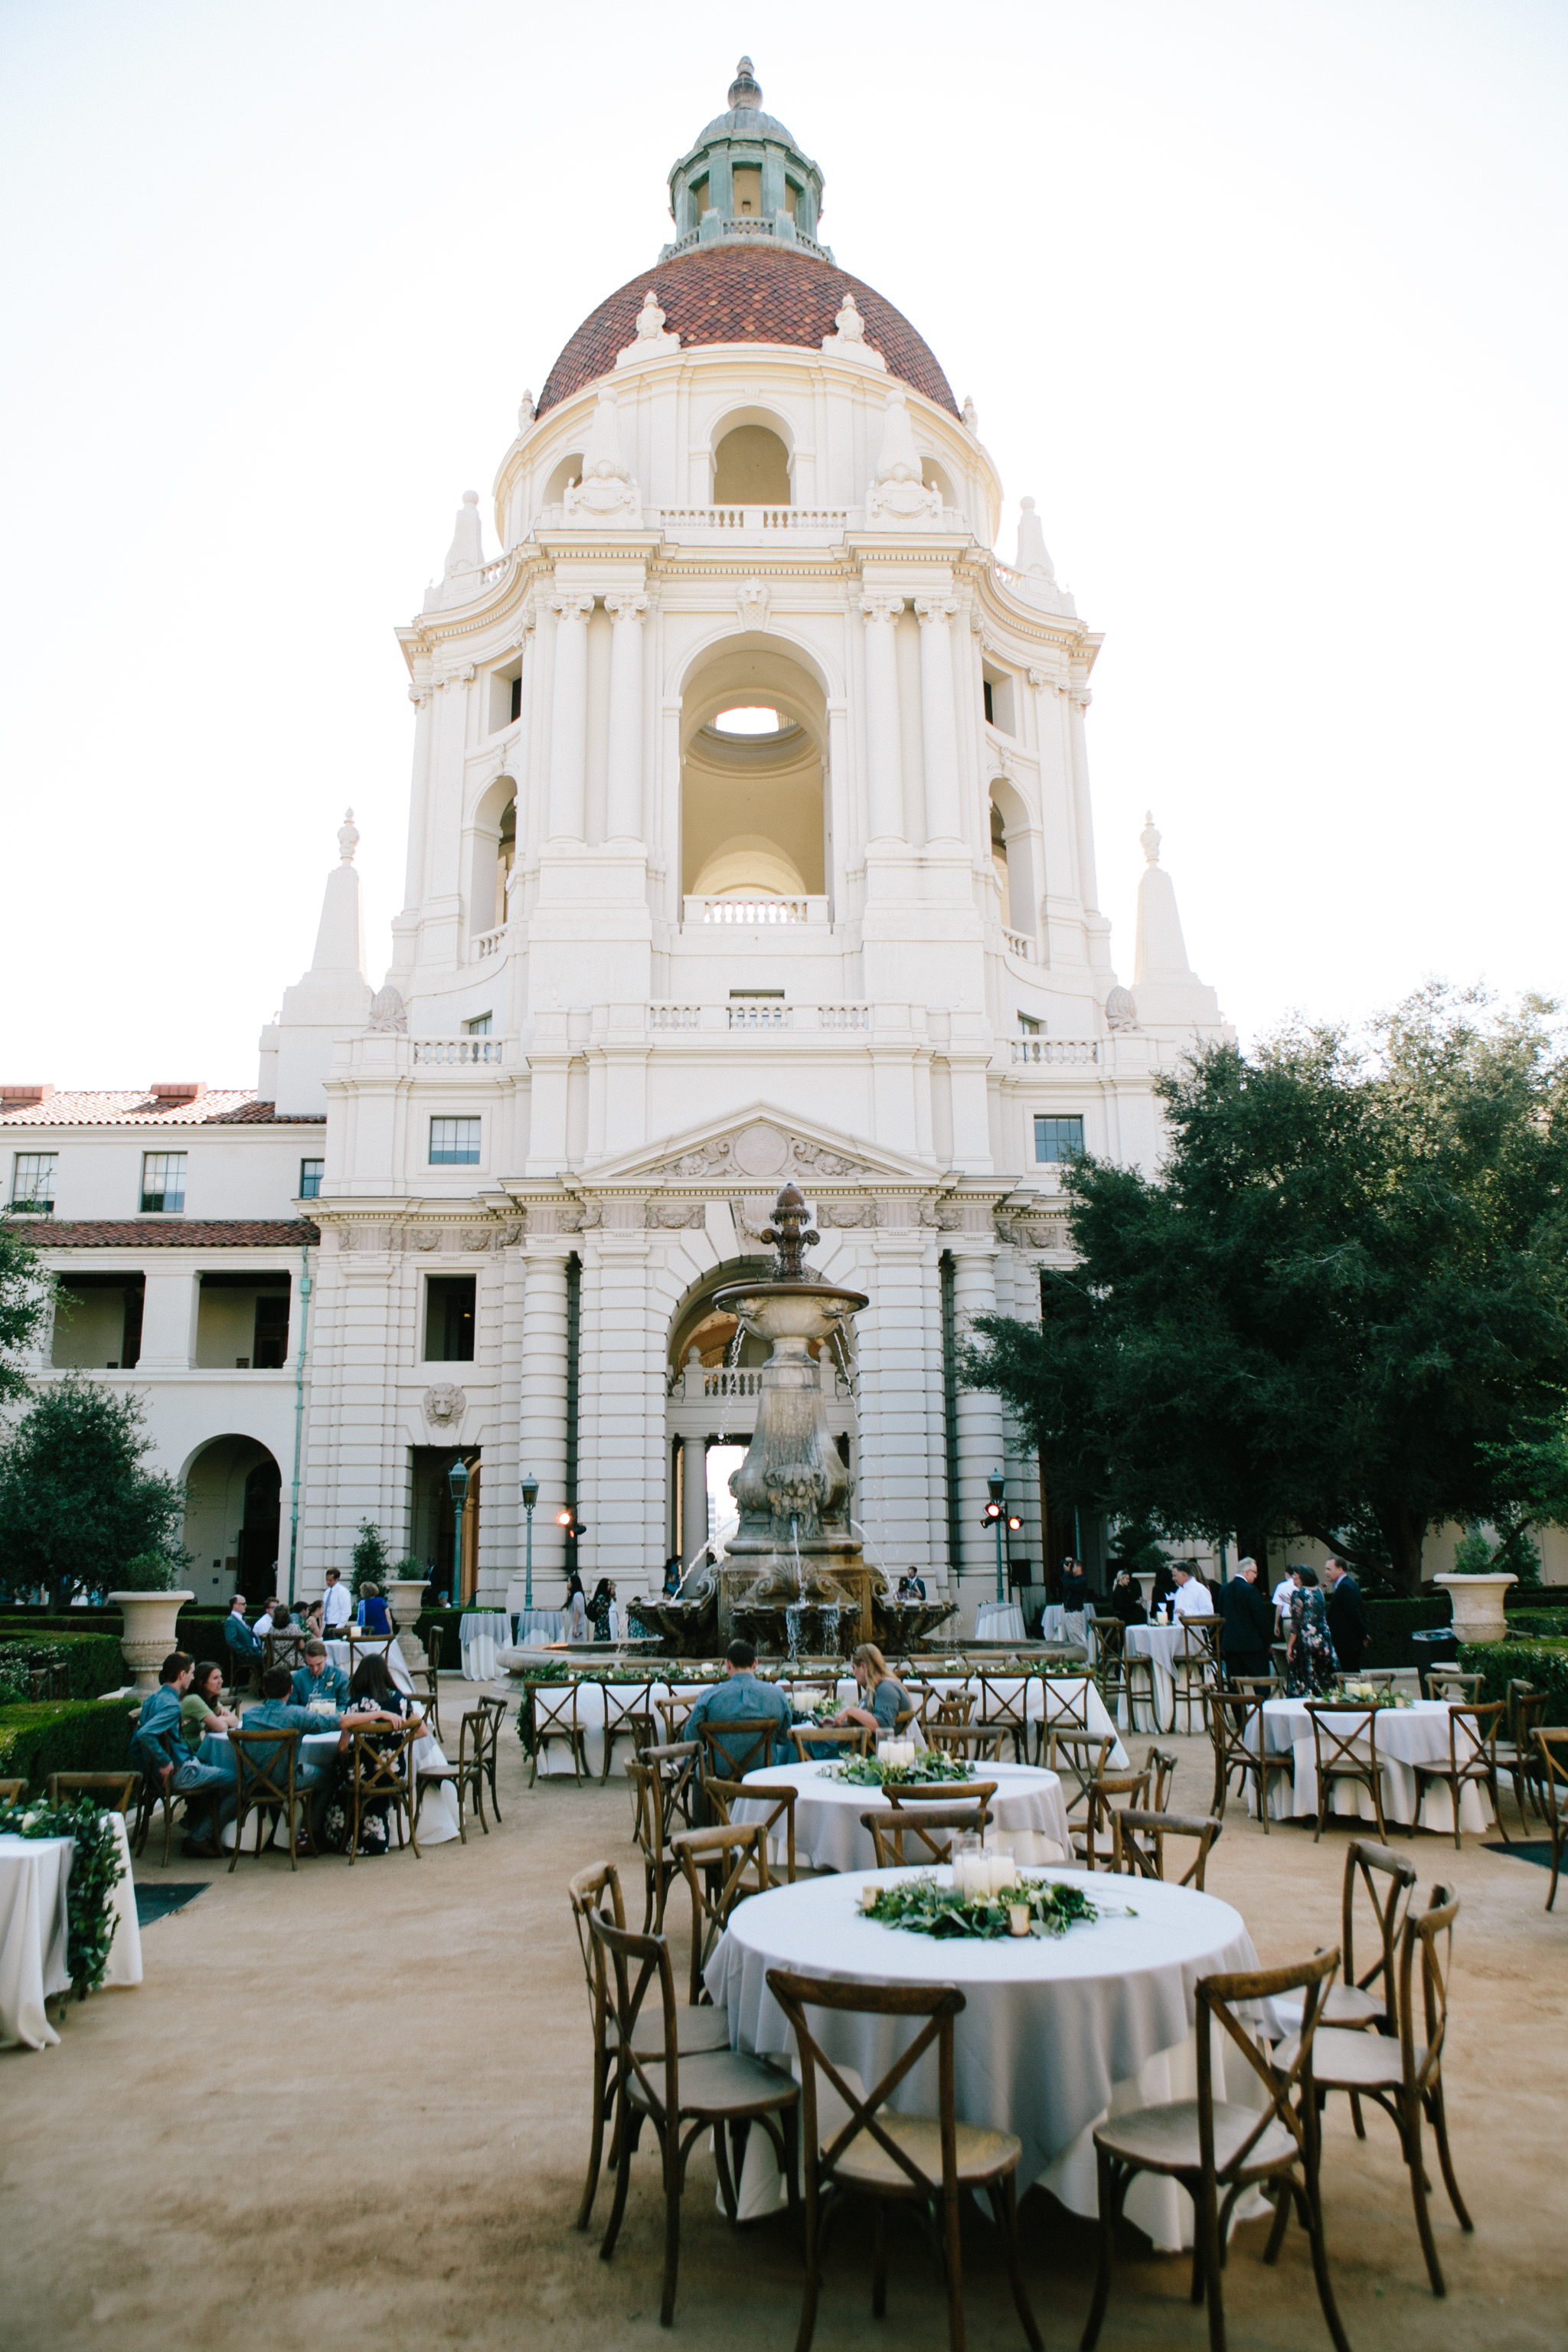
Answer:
[831,1642,913,1737]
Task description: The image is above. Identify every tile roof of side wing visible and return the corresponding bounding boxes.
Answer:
[8,1220,322,1247]
[0,1093,325,1126]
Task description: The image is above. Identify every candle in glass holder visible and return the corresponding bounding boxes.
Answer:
[1008,1903,1030,1937]
[859,1883,879,1912]
[990,1856,1017,1894]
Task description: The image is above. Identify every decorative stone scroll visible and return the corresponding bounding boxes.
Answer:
[563,390,644,527]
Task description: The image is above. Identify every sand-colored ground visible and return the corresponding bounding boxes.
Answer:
[2,1702,1565,2352]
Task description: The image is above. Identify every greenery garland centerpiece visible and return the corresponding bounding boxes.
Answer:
[858,1870,1117,1941]
[821,1749,976,1788]
[1334,1680,1413,1709]
[0,1797,125,1994]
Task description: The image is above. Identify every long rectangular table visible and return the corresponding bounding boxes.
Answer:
[0,1814,142,2051]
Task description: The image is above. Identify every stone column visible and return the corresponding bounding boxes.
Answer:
[860,595,905,845]
[680,1434,709,1569]
[604,593,648,842]
[518,1242,573,1583]
[914,597,963,845]
[547,593,594,841]
[138,1270,199,1368]
[948,1232,1006,1619]
[1067,684,1099,912]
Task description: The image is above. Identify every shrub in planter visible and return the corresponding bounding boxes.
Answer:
[114,1552,179,1592]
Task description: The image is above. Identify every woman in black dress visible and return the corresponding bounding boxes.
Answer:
[1148,1562,1178,1622]
[587,1578,617,1642]
[322,1654,421,1854]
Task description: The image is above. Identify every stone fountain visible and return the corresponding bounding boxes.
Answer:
[637,1184,955,1660]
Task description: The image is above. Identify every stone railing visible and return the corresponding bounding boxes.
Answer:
[653,505,850,542]
[660,219,833,263]
[472,925,507,961]
[1001,927,1035,962]
[648,1002,871,1034]
[682,895,829,926]
[1008,1037,1098,1066]
[703,1368,762,1397]
[410,1037,505,1066]
[727,1000,787,1031]
[648,1004,702,1031]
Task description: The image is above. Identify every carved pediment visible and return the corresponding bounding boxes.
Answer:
[583,1106,931,1191]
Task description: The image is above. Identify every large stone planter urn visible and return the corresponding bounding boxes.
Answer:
[390,1576,433,1668]
[1434,1571,1517,1645]
[108,1589,194,1691]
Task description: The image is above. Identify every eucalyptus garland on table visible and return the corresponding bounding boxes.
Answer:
[860,1870,1117,1942]
[0,1799,125,1995]
[821,1750,976,1788]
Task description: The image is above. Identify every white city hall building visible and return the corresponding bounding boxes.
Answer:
[4,63,1225,1628]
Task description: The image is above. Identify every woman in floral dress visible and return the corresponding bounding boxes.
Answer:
[322,1655,423,1854]
[1285,1566,1341,1697]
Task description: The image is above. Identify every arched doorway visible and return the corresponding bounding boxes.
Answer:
[181,1436,282,1607]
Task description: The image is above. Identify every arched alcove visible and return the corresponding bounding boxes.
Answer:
[181,1434,282,1606]
[714,423,792,505]
[678,639,829,906]
[988,773,1041,952]
[466,772,518,947]
[542,450,584,511]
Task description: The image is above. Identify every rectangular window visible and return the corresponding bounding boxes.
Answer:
[11,1152,56,1212]
[299,1158,324,1199]
[463,1014,492,1036]
[140,1151,187,1213]
[1018,1014,1041,1036]
[425,1275,476,1362]
[1034,1116,1084,1165]
[253,1292,289,1370]
[982,663,1016,735]
[429,1118,481,1166]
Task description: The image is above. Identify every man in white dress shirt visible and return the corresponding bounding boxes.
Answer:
[321,1568,351,1634]
[1171,1563,1214,1619]
[1270,1566,1302,1634]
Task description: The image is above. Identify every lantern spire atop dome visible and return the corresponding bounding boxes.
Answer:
[662,59,832,263]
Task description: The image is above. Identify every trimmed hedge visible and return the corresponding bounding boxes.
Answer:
[0,1632,129,1701]
[1458,1640,1568,1729]
[1361,1596,1452,1668]
[0,1695,141,1792]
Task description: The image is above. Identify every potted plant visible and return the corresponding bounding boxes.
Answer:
[1433,1530,1517,1645]
[107,1553,194,1690]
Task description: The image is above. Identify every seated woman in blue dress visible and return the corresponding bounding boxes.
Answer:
[825,1643,914,1741]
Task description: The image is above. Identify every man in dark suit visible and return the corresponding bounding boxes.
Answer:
[1219,1557,1276,1683]
[1322,1558,1368,1674]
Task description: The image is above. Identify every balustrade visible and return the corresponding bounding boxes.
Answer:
[1008,1037,1098,1066]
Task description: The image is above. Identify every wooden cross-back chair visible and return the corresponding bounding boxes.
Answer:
[697,1720,778,1781]
[1171,1621,1222,1735]
[1411,1702,1504,1851]
[668,1824,772,2007]
[342,1723,421,1864]
[1426,1666,1481,1704]
[764,1966,1040,2352]
[704,1776,815,1883]
[228,1726,304,1871]
[1110,1808,1223,1892]
[0,1779,28,1804]
[862,1800,994,1870]
[1082,1946,1351,2352]
[919,1687,975,1729]
[1072,1760,1152,1870]
[592,1912,800,2327]
[566,1860,729,2236]
[1089,1614,1128,1717]
[263,1632,305,1678]
[972,1673,1035,1765]
[46,1772,141,1818]
[1210,1690,1292,1832]
[1530,1727,1568,1910]
[403,1661,443,1746]
[886,1779,998,1813]
[627,1743,699,1931]
[596,1679,658,1784]
[788,1723,871,1764]
[1494,1683,1548,1825]
[529,1678,589,1785]
[1046,1728,1115,1813]
[921,1723,1004,1764]
[1146,1745,1179,1812]
[1289,1887,1470,2298]
[1305,1701,1388,1843]
[414,1704,495,1844]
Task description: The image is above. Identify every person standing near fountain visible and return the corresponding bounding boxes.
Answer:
[827,1644,914,1739]
[683,1638,795,1770]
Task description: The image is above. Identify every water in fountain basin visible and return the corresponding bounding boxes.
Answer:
[784,1602,805,1663]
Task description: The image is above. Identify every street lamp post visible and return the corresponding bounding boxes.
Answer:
[447,1457,470,1609]
[520,1471,539,1612]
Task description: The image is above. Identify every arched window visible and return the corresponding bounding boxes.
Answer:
[543,451,583,511]
[713,425,791,505]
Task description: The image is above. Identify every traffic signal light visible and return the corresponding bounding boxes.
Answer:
[982,1498,1004,1527]
[558,1508,588,1550]
[1007,1512,1024,1534]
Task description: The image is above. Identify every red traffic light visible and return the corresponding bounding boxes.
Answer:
[1007,1514,1024,1532]
[982,1501,1003,1522]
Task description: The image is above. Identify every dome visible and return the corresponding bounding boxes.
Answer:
[537,243,960,420]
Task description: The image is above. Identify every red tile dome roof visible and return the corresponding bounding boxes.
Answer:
[536,244,959,420]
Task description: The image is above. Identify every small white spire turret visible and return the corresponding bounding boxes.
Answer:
[338,807,360,863]
[1017,497,1057,583]
[1130,812,1222,1028]
[443,491,484,580]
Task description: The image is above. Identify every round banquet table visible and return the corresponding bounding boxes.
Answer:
[707,1867,1274,2252]
[1246,1698,1494,1834]
[1123,1622,1215,1733]
[459,1611,513,1681]
[324,1637,414,1695]
[201,1723,462,1847]
[731,1759,1070,1873]
[916,1672,1128,1769]
[0,1814,142,2050]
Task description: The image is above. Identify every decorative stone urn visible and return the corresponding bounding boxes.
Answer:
[1433,1571,1516,1645]
[108,1589,194,1691]
[390,1576,433,1667]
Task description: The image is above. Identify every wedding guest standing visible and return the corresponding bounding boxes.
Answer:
[1219,1558,1275,1683]
[1285,1567,1340,1697]
[1321,1557,1368,1674]
[1171,1563,1214,1619]
[321,1568,351,1634]
[1106,1570,1147,1627]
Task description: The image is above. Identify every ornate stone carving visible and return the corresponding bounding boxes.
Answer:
[410,1227,439,1253]
[337,808,360,863]
[460,1227,492,1252]
[368,985,407,1034]
[962,394,979,433]
[821,291,884,367]
[604,591,649,624]
[789,1136,872,1180]
[732,1122,790,1181]
[422,1383,468,1429]
[549,590,596,626]
[934,1202,966,1231]
[646,1202,707,1230]
[1104,985,1139,1031]
[656,1135,734,1180]
[517,387,534,430]
[616,290,680,364]
[817,1199,875,1228]
[859,593,903,627]
[913,596,959,631]
[865,387,942,527]
[736,577,770,632]
[563,390,643,527]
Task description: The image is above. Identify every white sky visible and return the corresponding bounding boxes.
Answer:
[2,1,1563,1090]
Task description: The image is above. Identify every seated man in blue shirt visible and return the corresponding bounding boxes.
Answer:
[289,1638,351,1710]
[682,1638,795,1772]
[240,1664,403,1847]
[131,1651,240,1860]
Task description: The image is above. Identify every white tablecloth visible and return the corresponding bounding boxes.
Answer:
[917,1674,1128,1770]
[0,1814,140,2050]
[513,1609,565,1646]
[531,1678,717,1778]
[707,1867,1270,2252]
[1124,1622,1216,1733]
[324,1637,414,1695]
[730,1759,1070,1873]
[459,1612,512,1681]
[975,1602,1026,1642]
[205,1722,462,1847]
[1247,1699,1494,1834]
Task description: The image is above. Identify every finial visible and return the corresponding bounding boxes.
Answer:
[517,388,534,430]
[962,394,979,433]
[765,1182,818,1282]
[832,291,865,344]
[635,290,667,338]
[338,808,360,863]
[728,55,762,111]
[1140,812,1161,865]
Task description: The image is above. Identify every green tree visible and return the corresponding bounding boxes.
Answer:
[0,1375,188,1611]
[0,1223,49,1404]
[963,987,1568,1596]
